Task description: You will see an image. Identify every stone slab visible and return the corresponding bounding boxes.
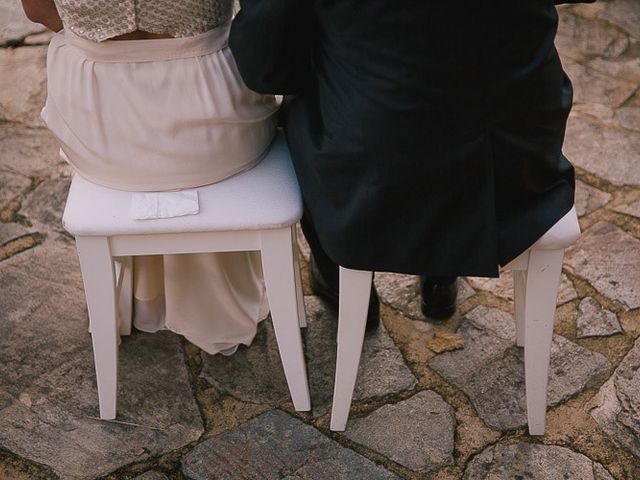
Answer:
[564,117,640,186]
[0,0,45,45]
[0,238,203,479]
[588,56,640,85]
[556,12,630,60]
[570,103,622,130]
[374,273,474,320]
[565,221,640,310]
[557,274,580,305]
[463,443,614,480]
[577,297,622,338]
[598,0,640,41]
[199,318,291,404]
[613,200,640,219]
[181,410,399,480]
[20,174,72,230]
[0,222,34,245]
[343,391,455,472]
[0,45,48,127]
[430,306,610,430]
[200,296,416,417]
[629,89,640,107]
[564,1,607,19]
[0,126,63,177]
[592,337,640,459]
[467,272,577,306]
[616,106,640,133]
[0,170,30,207]
[563,59,637,108]
[575,180,612,217]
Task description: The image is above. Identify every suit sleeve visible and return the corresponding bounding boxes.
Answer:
[229,0,314,95]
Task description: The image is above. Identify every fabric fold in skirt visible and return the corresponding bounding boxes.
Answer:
[132,252,270,356]
[43,23,279,191]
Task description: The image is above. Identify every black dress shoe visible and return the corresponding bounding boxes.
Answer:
[309,254,380,331]
[420,275,458,320]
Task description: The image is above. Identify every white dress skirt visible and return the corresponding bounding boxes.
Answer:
[43,23,279,355]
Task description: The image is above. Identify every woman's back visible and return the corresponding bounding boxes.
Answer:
[54,0,233,41]
[32,0,278,356]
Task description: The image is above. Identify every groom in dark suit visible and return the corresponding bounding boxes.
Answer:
[229,0,591,328]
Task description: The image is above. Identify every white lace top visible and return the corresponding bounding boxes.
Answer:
[54,0,233,42]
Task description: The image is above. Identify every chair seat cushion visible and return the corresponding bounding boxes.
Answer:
[531,206,581,250]
[62,133,303,236]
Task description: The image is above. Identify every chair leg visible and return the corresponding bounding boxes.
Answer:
[76,236,119,420]
[261,228,311,411]
[523,248,564,436]
[330,267,373,431]
[513,269,527,348]
[115,256,133,336]
[291,227,307,328]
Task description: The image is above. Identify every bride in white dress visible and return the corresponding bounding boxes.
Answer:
[22,0,278,354]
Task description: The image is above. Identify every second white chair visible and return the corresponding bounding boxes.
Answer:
[62,133,311,419]
[330,206,581,435]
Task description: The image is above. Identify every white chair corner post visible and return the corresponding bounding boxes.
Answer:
[330,267,373,431]
[329,206,580,435]
[74,236,120,419]
[505,205,580,435]
[63,133,310,419]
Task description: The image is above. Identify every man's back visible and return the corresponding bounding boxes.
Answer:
[230,0,576,277]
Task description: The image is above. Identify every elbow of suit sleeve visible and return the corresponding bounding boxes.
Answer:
[230,56,274,94]
[228,3,315,95]
[228,27,272,94]
[237,66,312,96]
[229,50,281,94]
[229,37,311,95]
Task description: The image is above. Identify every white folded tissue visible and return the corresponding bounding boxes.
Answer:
[130,190,199,220]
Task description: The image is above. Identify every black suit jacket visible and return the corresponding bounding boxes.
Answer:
[230,1,580,276]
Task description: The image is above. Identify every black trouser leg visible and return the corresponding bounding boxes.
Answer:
[421,275,457,288]
[300,210,339,288]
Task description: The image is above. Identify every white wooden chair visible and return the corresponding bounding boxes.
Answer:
[62,133,311,419]
[330,206,581,435]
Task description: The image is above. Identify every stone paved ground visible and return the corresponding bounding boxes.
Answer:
[1,0,639,478]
